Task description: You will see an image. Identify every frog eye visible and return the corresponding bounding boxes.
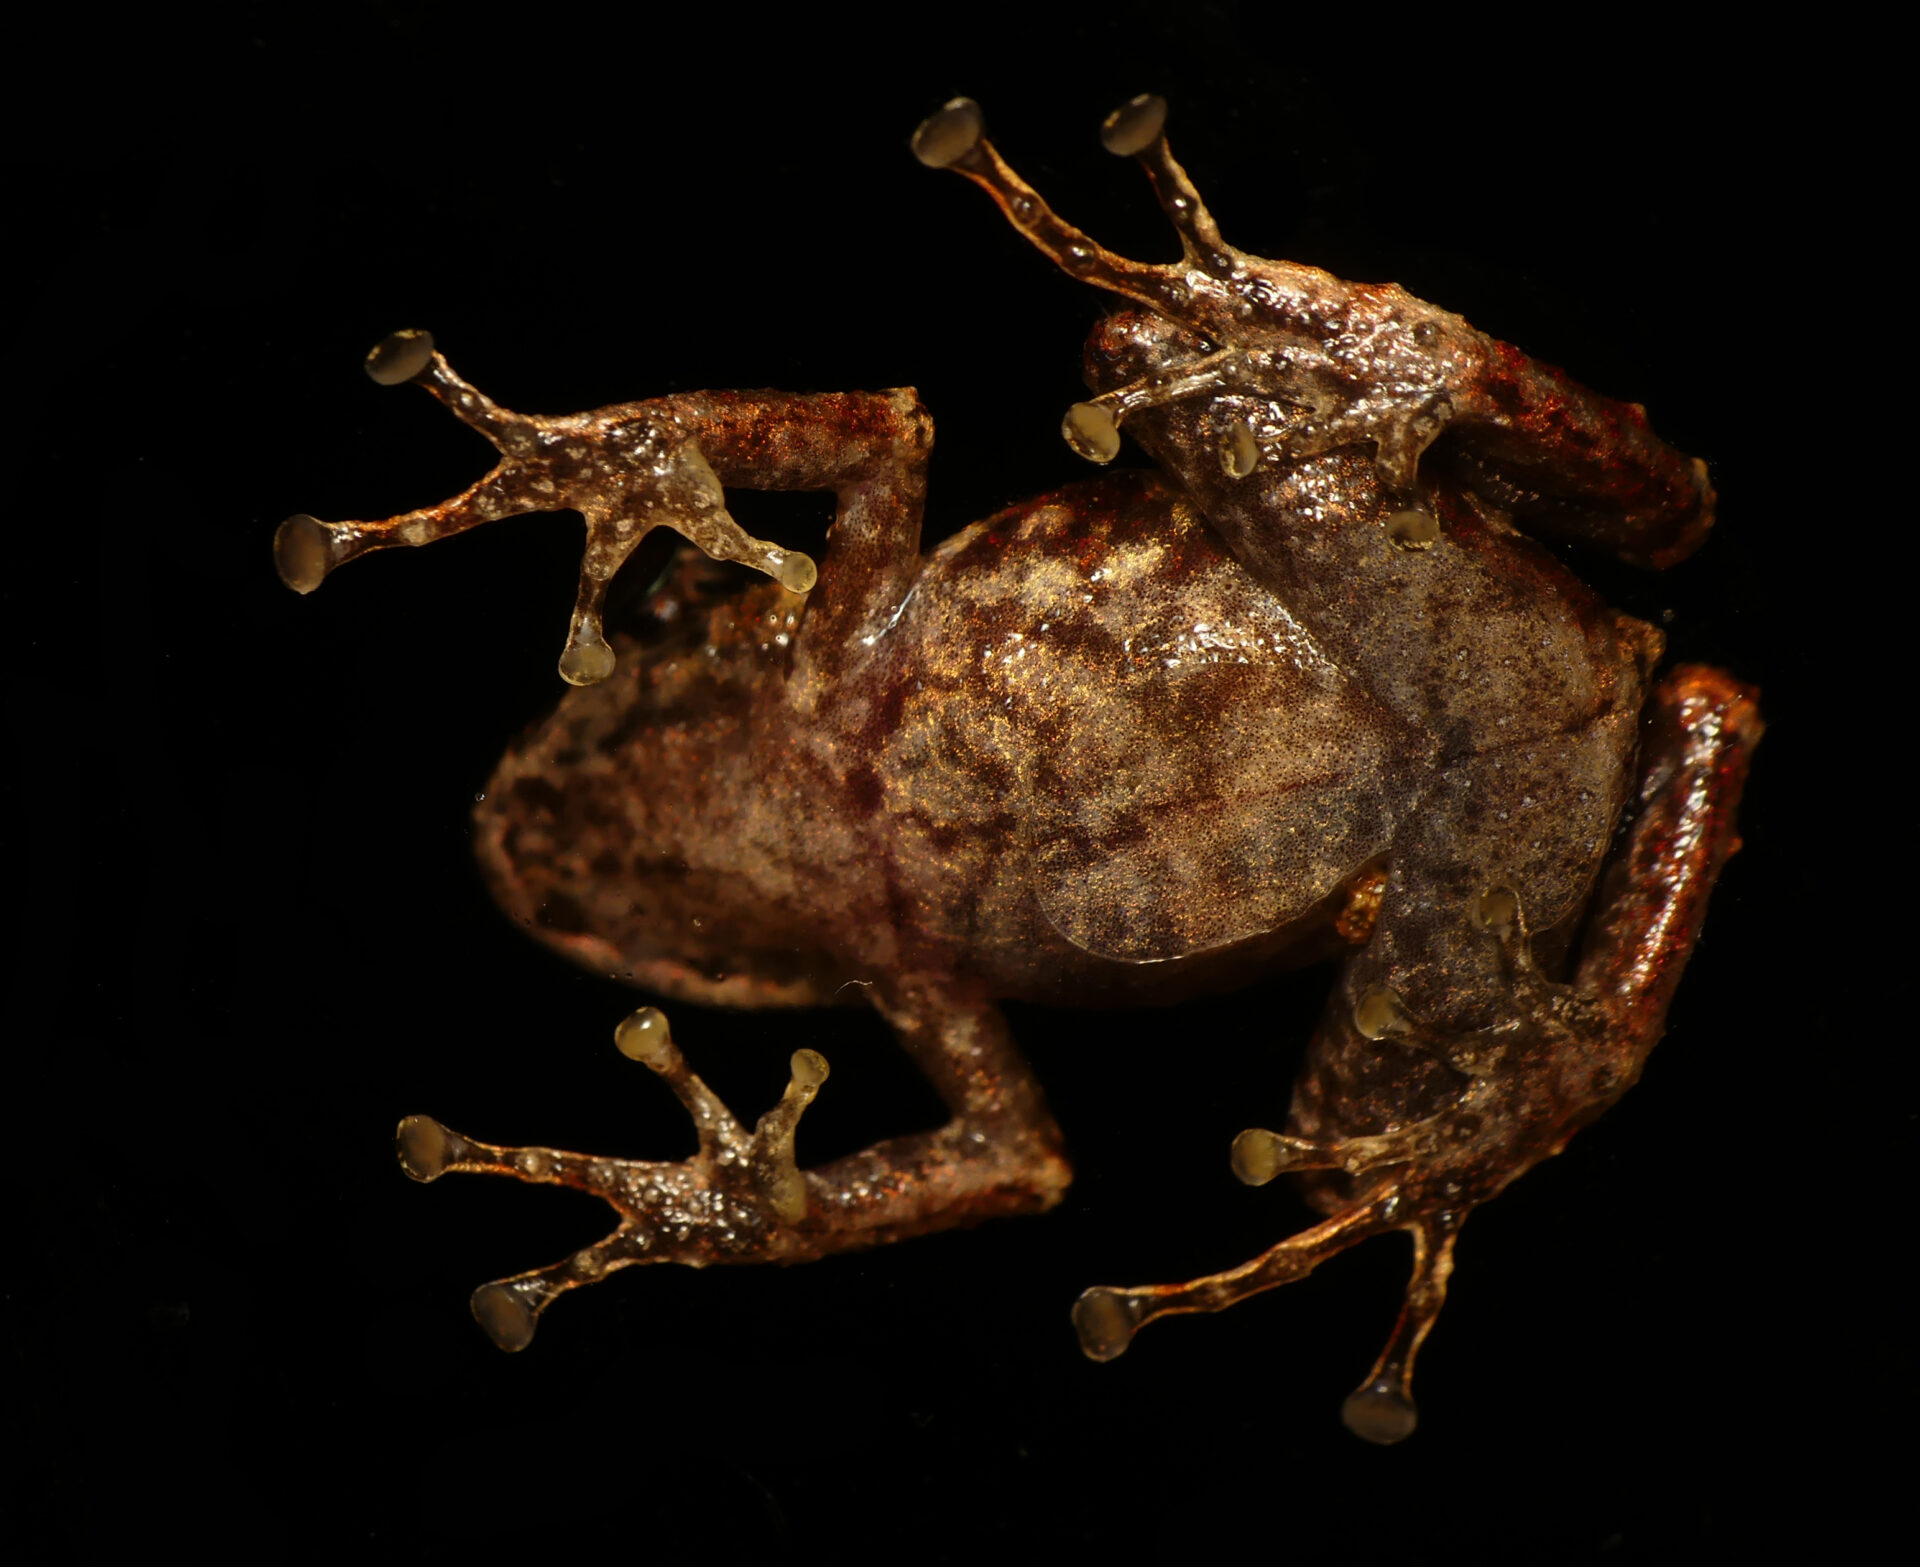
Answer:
[1386,509,1442,550]
[1473,887,1520,934]
[1354,984,1414,1040]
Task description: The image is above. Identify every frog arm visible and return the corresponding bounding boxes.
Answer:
[1424,343,1715,570]
[917,95,1713,570]
[273,333,933,686]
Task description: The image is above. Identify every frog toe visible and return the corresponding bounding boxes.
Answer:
[1068,1199,1391,1365]
[1073,1180,1467,1443]
[275,336,819,686]
[395,1007,834,1348]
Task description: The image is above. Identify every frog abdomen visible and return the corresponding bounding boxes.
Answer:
[877,472,1416,969]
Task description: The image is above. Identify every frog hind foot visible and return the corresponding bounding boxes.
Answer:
[1069,1182,1449,1446]
[1071,665,1763,1442]
[273,332,817,686]
[395,1005,829,1351]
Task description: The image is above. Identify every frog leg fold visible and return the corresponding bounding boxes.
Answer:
[277,333,934,685]
[399,993,1070,1350]
[1073,664,1760,1444]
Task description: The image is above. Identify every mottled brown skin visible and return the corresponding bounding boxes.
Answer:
[277,98,1759,1443]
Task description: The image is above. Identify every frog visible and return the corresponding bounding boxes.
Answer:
[272,95,1760,1443]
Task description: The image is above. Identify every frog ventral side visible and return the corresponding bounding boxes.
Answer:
[274,95,1759,1444]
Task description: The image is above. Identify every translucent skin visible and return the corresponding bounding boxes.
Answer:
[277,99,1759,1443]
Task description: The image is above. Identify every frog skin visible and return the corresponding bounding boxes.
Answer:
[273,96,1759,1443]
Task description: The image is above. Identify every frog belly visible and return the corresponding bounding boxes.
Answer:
[899,474,1414,965]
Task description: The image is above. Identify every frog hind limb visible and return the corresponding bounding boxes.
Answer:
[1071,664,1761,1443]
[273,333,817,686]
[395,1006,830,1350]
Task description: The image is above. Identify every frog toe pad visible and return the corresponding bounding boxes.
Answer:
[1071,1192,1457,1445]
[276,337,818,685]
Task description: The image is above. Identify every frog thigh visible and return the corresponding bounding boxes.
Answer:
[1024,656,1404,964]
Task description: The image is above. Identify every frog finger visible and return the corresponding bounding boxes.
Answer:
[913,97,1182,317]
[1098,94,1229,264]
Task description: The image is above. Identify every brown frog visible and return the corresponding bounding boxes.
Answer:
[272,95,1760,1443]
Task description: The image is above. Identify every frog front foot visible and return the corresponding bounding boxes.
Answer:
[921,95,1713,552]
[916,95,1461,499]
[1060,340,1455,497]
[396,1006,830,1350]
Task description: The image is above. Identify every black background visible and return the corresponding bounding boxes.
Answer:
[9,6,1887,1562]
